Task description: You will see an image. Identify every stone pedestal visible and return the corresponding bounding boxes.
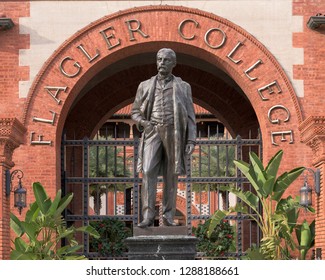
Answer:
[133,225,188,236]
[125,234,198,260]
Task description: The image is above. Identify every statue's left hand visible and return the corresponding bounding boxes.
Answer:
[185,143,195,155]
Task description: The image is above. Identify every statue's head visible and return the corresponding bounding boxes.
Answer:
[156,48,177,76]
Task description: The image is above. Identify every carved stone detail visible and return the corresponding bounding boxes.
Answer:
[299,116,325,166]
[0,118,26,167]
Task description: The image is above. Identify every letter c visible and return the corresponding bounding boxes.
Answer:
[178,19,199,40]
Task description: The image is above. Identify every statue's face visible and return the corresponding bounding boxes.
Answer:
[156,50,176,76]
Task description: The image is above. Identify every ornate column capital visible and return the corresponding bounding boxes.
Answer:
[299,116,325,166]
[0,118,26,167]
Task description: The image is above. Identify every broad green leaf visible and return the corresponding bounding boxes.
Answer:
[10,250,38,260]
[207,210,228,238]
[77,225,100,238]
[14,237,28,252]
[272,189,286,202]
[233,159,261,193]
[272,167,304,202]
[65,244,84,254]
[64,255,87,260]
[265,150,283,179]
[276,197,300,226]
[296,224,302,245]
[55,193,74,217]
[42,241,54,255]
[57,244,84,258]
[243,245,267,260]
[33,182,51,214]
[272,213,295,250]
[296,220,314,259]
[57,229,75,240]
[286,207,298,231]
[42,198,52,215]
[230,203,249,214]
[299,220,312,247]
[221,186,259,211]
[48,189,62,215]
[21,221,38,242]
[274,167,305,193]
[249,152,267,188]
[262,176,275,198]
[306,205,316,213]
[57,245,72,256]
[25,202,40,223]
[230,203,262,227]
[10,213,24,236]
[310,220,315,245]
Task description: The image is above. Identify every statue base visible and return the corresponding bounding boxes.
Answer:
[126,227,198,260]
[133,225,188,236]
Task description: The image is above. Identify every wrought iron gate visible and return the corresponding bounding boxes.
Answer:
[61,132,262,259]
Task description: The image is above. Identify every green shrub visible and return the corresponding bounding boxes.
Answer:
[89,219,131,257]
[193,219,234,258]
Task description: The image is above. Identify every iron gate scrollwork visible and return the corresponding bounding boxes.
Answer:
[61,132,262,259]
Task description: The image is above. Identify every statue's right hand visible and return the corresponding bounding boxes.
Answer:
[141,120,150,128]
[141,120,154,134]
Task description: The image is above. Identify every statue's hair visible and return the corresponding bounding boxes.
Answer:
[157,48,176,63]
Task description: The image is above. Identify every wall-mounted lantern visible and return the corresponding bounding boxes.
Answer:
[299,168,320,207]
[307,13,325,30]
[0,18,14,30]
[5,169,27,215]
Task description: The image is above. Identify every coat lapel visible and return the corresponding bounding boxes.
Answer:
[145,75,157,120]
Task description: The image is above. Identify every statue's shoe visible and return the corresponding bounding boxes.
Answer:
[162,216,179,226]
[137,219,154,228]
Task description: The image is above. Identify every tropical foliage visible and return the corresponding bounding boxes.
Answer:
[193,219,234,258]
[208,150,313,259]
[89,219,131,257]
[10,182,99,260]
[296,219,315,260]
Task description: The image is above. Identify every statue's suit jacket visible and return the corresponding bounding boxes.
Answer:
[131,75,196,175]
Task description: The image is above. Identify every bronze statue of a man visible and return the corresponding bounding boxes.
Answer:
[131,48,196,228]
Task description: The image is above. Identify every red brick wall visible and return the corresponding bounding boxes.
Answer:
[0,1,29,260]
[0,1,29,117]
[294,0,325,259]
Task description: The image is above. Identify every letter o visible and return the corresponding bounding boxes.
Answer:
[204,28,226,49]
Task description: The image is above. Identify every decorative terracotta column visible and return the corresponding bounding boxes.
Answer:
[0,117,26,259]
[299,116,325,259]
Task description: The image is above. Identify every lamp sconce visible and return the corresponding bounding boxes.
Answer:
[299,168,320,207]
[307,13,325,30]
[5,169,27,215]
[0,18,14,30]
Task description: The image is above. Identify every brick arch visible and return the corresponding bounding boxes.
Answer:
[20,5,304,192]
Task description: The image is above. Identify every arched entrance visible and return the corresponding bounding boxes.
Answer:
[19,5,304,259]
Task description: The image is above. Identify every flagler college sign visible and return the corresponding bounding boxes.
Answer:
[23,5,302,150]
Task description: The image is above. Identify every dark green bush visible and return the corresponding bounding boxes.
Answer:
[89,219,131,257]
[193,219,234,258]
